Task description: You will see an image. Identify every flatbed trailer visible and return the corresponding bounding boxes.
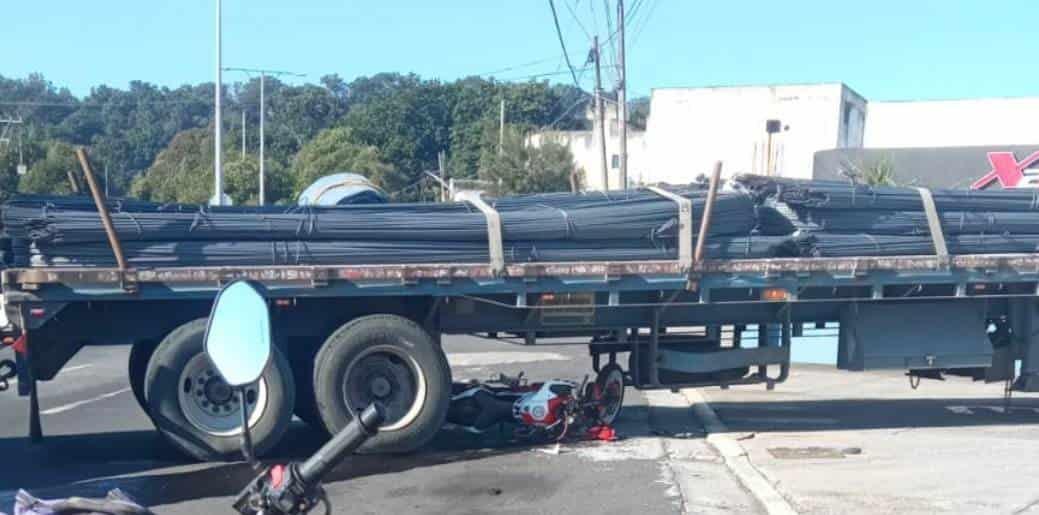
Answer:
[3,250,1039,461]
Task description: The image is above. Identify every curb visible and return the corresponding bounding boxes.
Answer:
[681,388,799,515]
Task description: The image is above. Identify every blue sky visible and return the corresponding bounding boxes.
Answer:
[4,1,1039,101]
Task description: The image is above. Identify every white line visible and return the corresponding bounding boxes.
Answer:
[41,387,131,415]
[446,352,568,367]
[683,388,799,515]
[7,364,93,386]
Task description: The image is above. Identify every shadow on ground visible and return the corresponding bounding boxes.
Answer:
[0,404,663,507]
[708,396,1039,432]
[5,396,1039,507]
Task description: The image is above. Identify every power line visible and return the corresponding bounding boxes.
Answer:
[548,0,585,90]
[470,55,565,78]
[629,0,659,48]
[562,0,592,40]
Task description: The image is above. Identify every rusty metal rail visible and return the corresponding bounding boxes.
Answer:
[5,252,1039,290]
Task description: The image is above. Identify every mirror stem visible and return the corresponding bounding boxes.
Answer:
[239,387,260,470]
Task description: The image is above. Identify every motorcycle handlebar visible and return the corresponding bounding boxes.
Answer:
[297,403,385,486]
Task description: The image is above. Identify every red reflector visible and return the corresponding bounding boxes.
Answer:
[274,299,291,307]
[11,335,26,354]
[29,308,45,317]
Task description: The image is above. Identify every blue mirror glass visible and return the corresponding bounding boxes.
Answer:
[204,280,271,386]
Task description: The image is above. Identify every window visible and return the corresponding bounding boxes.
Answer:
[611,154,620,169]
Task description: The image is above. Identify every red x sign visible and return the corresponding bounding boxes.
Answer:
[971,151,1039,189]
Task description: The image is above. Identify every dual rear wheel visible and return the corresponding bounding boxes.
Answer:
[139,315,450,461]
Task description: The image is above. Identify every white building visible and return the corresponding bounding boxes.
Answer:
[532,82,1039,190]
[529,108,647,191]
[865,97,1039,148]
[645,83,866,183]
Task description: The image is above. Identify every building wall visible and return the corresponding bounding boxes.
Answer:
[865,97,1039,148]
[814,145,1039,189]
[531,83,1039,192]
[528,117,647,191]
[644,83,866,183]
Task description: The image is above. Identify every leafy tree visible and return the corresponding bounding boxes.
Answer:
[0,140,45,201]
[343,81,452,194]
[477,126,577,195]
[18,141,80,195]
[2,72,594,202]
[628,97,650,131]
[132,127,293,205]
[131,128,214,204]
[225,156,292,205]
[291,127,393,195]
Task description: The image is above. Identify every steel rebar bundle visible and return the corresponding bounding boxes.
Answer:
[2,188,770,268]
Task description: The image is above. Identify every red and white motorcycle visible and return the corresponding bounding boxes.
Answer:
[445,365,625,442]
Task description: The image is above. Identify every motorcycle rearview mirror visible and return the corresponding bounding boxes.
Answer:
[205,280,272,468]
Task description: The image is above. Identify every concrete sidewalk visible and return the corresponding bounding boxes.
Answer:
[685,364,1039,514]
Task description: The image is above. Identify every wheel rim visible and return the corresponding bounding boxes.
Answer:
[597,367,625,425]
[343,345,426,431]
[177,354,269,436]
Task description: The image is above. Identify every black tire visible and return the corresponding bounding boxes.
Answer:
[592,363,626,425]
[144,318,295,461]
[313,315,451,454]
[128,340,158,417]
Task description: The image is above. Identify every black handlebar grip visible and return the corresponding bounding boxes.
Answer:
[297,403,386,486]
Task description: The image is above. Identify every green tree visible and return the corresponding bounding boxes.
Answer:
[291,127,393,195]
[133,127,293,205]
[477,126,577,195]
[343,81,452,195]
[18,141,80,195]
[131,128,213,203]
[0,140,45,201]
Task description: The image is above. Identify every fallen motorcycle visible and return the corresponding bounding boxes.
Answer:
[445,364,626,442]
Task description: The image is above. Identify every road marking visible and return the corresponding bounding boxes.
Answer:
[41,387,131,415]
[946,405,1039,416]
[7,364,93,386]
[446,352,568,367]
[683,388,799,515]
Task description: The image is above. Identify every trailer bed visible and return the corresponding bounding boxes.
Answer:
[5,252,1039,305]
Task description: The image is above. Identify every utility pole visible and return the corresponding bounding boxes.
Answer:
[224,68,305,205]
[592,35,609,191]
[259,73,265,204]
[241,110,247,159]
[213,0,224,206]
[498,99,506,155]
[437,151,447,202]
[616,0,629,190]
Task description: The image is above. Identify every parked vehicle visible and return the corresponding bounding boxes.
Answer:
[2,177,1038,461]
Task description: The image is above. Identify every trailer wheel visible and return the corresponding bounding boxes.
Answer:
[144,318,295,461]
[128,339,159,417]
[313,315,450,453]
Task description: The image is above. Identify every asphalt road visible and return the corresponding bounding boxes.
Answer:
[0,337,756,514]
[3,337,1039,514]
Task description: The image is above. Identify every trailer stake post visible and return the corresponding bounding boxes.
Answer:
[690,161,723,289]
[75,148,132,289]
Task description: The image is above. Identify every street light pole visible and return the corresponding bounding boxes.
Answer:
[213,0,224,206]
[223,67,304,205]
[259,73,265,205]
